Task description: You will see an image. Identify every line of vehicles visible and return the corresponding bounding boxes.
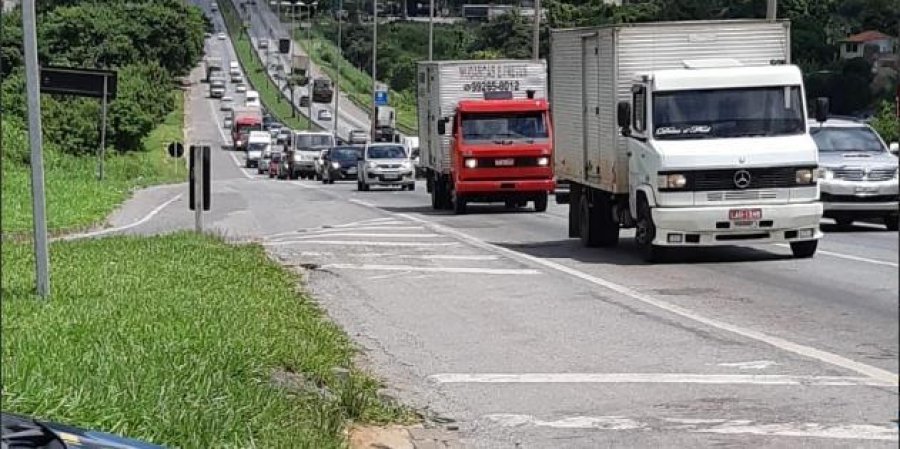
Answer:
[221,18,898,262]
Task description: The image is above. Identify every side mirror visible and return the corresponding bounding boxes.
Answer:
[617,101,632,137]
[437,118,447,136]
[890,142,899,155]
[815,97,829,123]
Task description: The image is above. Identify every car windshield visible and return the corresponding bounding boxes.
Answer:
[653,86,805,140]
[460,112,548,142]
[810,126,886,152]
[331,147,360,160]
[367,145,407,159]
[296,134,333,149]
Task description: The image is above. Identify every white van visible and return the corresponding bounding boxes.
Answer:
[246,131,271,169]
[229,61,239,71]
[245,90,260,108]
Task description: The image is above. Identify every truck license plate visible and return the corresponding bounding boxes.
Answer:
[729,208,762,221]
[495,158,515,166]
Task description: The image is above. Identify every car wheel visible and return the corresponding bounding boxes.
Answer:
[884,215,899,231]
[790,239,818,258]
[407,183,415,191]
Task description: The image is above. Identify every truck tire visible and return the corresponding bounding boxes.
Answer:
[568,185,581,238]
[533,193,548,212]
[453,195,467,214]
[790,240,818,258]
[635,197,668,263]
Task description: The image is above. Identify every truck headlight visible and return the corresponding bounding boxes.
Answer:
[537,157,550,166]
[367,161,378,169]
[236,140,242,147]
[331,161,341,169]
[795,168,815,184]
[818,168,833,180]
[657,174,687,189]
[464,158,477,169]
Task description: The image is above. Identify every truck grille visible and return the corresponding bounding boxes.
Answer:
[474,157,542,168]
[660,166,813,192]
[706,190,778,201]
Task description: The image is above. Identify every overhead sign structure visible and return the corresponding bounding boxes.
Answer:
[40,66,118,181]
[375,90,388,106]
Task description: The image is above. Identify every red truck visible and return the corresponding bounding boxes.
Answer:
[230,106,263,151]
[417,60,554,214]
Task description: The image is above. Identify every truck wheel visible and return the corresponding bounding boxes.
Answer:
[635,198,667,262]
[533,193,548,212]
[790,240,818,258]
[453,195,467,214]
[568,185,581,238]
[883,215,898,231]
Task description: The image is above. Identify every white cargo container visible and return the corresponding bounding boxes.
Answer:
[417,60,548,175]
[550,20,823,261]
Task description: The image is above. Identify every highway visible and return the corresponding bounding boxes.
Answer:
[114,27,900,444]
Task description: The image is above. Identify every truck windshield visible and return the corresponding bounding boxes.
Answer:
[248,143,267,152]
[367,146,407,159]
[296,135,333,149]
[652,86,804,140]
[460,112,549,142]
[236,123,258,134]
[809,126,886,152]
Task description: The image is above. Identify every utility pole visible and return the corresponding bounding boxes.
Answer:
[766,0,776,20]
[532,0,540,61]
[428,0,434,60]
[22,0,50,298]
[334,0,342,136]
[371,0,377,140]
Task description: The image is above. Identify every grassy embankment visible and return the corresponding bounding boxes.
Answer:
[218,0,318,131]
[297,33,418,135]
[1,91,186,235]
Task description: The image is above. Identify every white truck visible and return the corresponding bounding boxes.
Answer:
[550,20,823,261]
[373,106,398,142]
[289,131,336,179]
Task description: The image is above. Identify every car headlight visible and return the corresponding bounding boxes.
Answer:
[331,161,341,169]
[657,173,687,189]
[464,158,477,169]
[401,160,412,169]
[537,157,550,166]
[795,168,815,184]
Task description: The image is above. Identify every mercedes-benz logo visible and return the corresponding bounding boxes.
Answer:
[733,170,752,189]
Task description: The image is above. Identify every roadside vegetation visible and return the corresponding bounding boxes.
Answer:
[218,0,317,131]
[2,233,411,448]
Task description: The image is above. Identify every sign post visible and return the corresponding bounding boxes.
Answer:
[98,76,108,180]
[189,145,212,233]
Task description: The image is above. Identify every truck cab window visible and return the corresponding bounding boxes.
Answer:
[632,85,646,133]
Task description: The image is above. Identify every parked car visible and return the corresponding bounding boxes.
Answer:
[357,143,415,191]
[348,129,368,145]
[317,109,333,121]
[321,146,362,184]
[810,118,899,230]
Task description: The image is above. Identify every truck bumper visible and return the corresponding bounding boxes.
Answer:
[651,202,823,246]
[456,179,556,197]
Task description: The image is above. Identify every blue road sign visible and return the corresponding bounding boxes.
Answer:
[374,90,388,106]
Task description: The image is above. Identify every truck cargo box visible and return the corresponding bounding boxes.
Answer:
[550,20,791,194]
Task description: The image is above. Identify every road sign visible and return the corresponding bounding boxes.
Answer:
[40,66,117,99]
[167,141,184,158]
[375,90,388,106]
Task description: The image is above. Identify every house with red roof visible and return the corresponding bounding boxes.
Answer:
[840,30,896,61]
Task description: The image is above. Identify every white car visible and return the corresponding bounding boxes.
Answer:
[217,32,226,40]
[317,109,333,121]
[357,143,415,191]
[220,96,234,111]
[236,84,247,93]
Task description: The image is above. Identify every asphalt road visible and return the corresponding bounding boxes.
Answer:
[102,40,900,447]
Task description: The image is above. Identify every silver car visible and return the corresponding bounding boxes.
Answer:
[357,143,415,191]
[809,118,899,230]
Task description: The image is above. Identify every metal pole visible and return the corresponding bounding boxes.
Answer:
[428,0,433,60]
[766,0,776,20]
[22,0,50,298]
[98,76,108,181]
[371,0,377,140]
[532,0,540,61]
[334,0,342,135]
[307,3,313,129]
[194,146,203,233]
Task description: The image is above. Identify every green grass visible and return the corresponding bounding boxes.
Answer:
[218,0,317,131]
[1,91,187,234]
[298,34,418,135]
[1,233,412,448]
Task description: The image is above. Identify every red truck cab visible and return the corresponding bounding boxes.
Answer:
[231,109,262,151]
[443,97,555,212]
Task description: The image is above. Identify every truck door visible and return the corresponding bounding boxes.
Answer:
[627,83,654,212]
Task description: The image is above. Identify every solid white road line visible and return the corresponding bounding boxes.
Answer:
[428,373,892,387]
[263,240,459,247]
[55,194,182,241]
[274,232,441,240]
[323,264,541,275]
[483,414,899,441]
[774,244,899,268]
[358,254,501,261]
[228,152,255,180]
